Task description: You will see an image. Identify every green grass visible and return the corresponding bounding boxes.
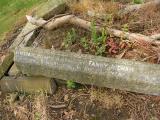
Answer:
[133,0,143,4]
[0,0,45,43]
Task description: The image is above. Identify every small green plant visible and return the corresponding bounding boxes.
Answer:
[34,112,41,120]
[91,22,107,55]
[95,29,107,56]
[80,37,89,50]
[91,21,98,44]
[122,24,129,32]
[98,28,107,44]
[64,28,77,48]
[67,80,76,89]
[133,0,143,4]
[105,14,114,27]
[91,22,107,44]
[96,44,106,56]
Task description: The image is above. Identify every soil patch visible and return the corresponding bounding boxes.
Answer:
[1,86,160,120]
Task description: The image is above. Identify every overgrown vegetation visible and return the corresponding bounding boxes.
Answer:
[80,37,89,50]
[91,22,107,55]
[133,0,143,4]
[62,22,124,57]
[67,80,77,89]
[64,28,77,48]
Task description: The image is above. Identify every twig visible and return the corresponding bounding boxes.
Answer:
[141,54,157,62]
[67,94,90,108]
[49,104,67,109]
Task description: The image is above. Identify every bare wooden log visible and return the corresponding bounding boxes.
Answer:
[0,76,57,94]
[26,15,160,45]
[26,15,73,30]
[15,47,160,95]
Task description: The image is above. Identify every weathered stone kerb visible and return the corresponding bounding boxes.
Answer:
[14,47,160,95]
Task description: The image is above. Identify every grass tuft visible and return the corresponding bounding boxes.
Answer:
[0,0,45,43]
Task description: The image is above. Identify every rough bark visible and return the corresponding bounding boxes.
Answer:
[26,15,160,45]
[15,47,160,95]
[0,76,57,94]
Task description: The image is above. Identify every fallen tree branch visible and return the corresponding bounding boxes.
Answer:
[26,15,160,45]
[23,13,70,37]
[15,47,160,95]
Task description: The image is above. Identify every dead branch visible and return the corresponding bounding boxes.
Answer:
[26,15,97,31]
[24,13,70,37]
[48,104,67,109]
[26,15,160,45]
